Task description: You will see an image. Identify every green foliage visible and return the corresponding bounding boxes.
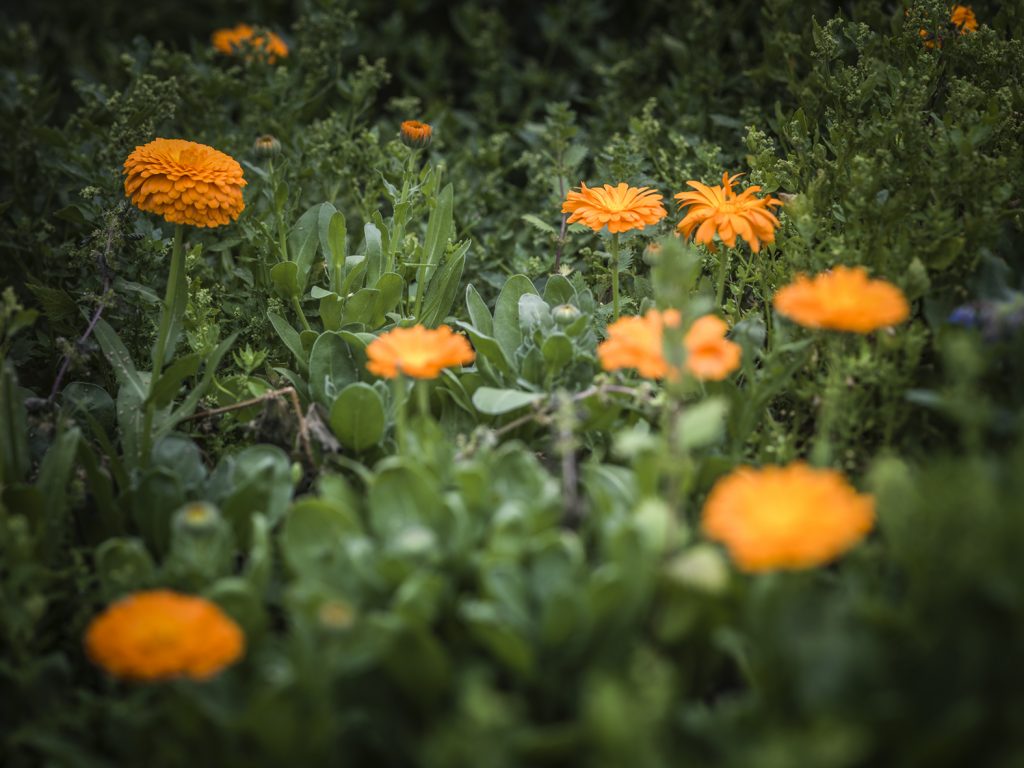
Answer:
[1,0,1023,765]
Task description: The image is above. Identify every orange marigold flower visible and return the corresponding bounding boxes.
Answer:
[684,315,743,381]
[84,590,245,682]
[124,138,246,228]
[211,23,288,62]
[366,325,475,380]
[702,462,875,572]
[675,172,781,252]
[400,120,433,149]
[561,183,667,234]
[773,265,910,333]
[598,309,741,381]
[918,4,978,48]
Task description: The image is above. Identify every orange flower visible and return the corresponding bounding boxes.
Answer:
[366,325,475,379]
[597,309,741,381]
[562,183,667,234]
[702,462,875,572]
[684,315,742,381]
[773,265,910,333]
[124,138,246,228]
[674,172,781,252]
[211,23,288,62]
[918,4,978,48]
[84,590,245,681]
[400,120,433,149]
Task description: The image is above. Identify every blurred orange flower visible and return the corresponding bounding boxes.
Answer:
[124,138,246,228]
[400,120,433,149]
[919,5,978,48]
[773,265,910,333]
[684,315,743,381]
[366,325,475,379]
[212,23,288,62]
[674,172,781,252]
[562,183,667,234]
[598,309,741,381]
[85,590,245,681]
[702,462,875,572]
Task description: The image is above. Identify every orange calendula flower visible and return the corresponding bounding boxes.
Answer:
[702,462,875,572]
[562,183,667,234]
[400,120,433,149]
[85,590,245,682]
[919,4,978,48]
[124,138,246,228]
[211,23,288,62]
[675,172,781,252]
[366,325,476,380]
[597,309,741,381]
[773,265,910,333]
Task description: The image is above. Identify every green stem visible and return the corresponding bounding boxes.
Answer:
[811,338,844,467]
[392,376,408,453]
[715,248,731,309]
[143,224,185,461]
[609,233,621,320]
[416,380,431,419]
[291,295,312,333]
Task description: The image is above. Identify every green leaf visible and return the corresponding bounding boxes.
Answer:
[420,242,468,327]
[420,183,454,288]
[493,275,539,359]
[94,538,156,598]
[472,387,545,415]
[343,288,381,327]
[329,382,386,451]
[676,396,729,450]
[166,332,237,430]
[465,284,493,336]
[268,311,308,371]
[541,334,573,372]
[364,222,384,288]
[309,332,360,407]
[543,274,577,306]
[520,213,557,234]
[319,292,345,331]
[270,261,301,300]
[146,353,202,408]
[289,203,324,292]
[92,317,145,402]
[453,321,515,381]
[372,272,405,327]
[282,498,363,578]
[62,382,115,434]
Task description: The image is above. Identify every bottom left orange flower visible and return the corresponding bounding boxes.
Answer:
[85,590,245,682]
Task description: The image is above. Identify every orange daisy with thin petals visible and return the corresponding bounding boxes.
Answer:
[702,462,875,572]
[123,138,246,228]
[366,325,476,380]
[598,309,741,381]
[684,315,743,382]
[212,23,289,63]
[773,266,910,333]
[85,590,245,682]
[675,172,781,252]
[562,183,667,234]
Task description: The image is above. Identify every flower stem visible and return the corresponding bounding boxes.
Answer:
[392,376,408,453]
[142,224,186,462]
[292,295,312,333]
[811,338,844,467]
[715,248,731,309]
[609,233,621,320]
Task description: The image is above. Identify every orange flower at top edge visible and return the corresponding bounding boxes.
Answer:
[918,5,978,48]
[562,183,667,234]
[123,138,246,228]
[675,172,781,252]
[597,309,742,381]
[400,120,433,149]
[84,590,245,681]
[773,265,910,333]
[212,23,288,62]
[702,462,875,572]
[366,325,476,380]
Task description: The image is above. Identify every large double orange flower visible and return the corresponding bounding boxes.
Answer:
[675,172,781,252]
[773,266,910,333]
[366,325,476,379]
[562,183,667,234]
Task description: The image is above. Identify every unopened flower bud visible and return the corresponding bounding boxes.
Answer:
[174,501,221,533]
[318,598,356,631]
[552,304,581,326]
[254,134,281,157]
[400,120,433,149]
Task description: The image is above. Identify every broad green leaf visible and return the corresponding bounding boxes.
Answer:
[420,183,454,288]
[676,396,729,450]
[309,332,360,407]
[146,353,201,407]
[289,203,323,292]
[465,284,493,336]
[329,382,386,451]
[373,272,405,327]
[270,261,300,300]
[493,275,539,359]
[268,311,308,371]
[364,222,384,287]
[541,334,573,372]
[420,243,468,327]
[93,317,145,402]
[472,387,545,415]
[543,274,577,306]
[343,288,381,327]
[453,321,515,380]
